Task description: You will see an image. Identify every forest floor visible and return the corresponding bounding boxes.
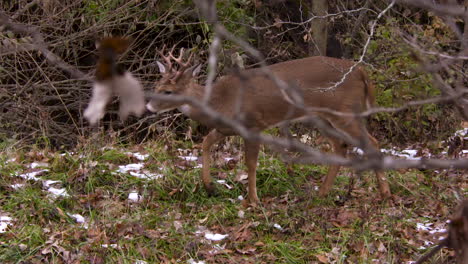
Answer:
[0,131,467,263]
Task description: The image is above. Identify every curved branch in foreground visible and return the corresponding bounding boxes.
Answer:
[147,93,468,171]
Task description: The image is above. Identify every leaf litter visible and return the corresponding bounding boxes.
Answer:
[1,135,466,263]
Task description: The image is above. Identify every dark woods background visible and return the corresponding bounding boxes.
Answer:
[0,0,464,148]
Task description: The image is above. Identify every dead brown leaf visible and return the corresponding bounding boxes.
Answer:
[315,254,329,263]
[233,222,253,242]
[236,246,256,255]
[144,229,161,239]
[331,209,359,227]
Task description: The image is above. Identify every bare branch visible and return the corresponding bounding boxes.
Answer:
[395,0,468,17]
[0,11,90,81]
[147,92,468,171]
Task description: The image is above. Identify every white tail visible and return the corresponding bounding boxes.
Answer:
[146,47,391,205]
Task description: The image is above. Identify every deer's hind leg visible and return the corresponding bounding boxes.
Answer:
[366,132,391,198]
[244,139,261,206]
[322,117,391,199]
[202,129,226,196]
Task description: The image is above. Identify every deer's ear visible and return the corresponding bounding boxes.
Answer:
[192,64,202,77]
[183,64,202,79]
[156,61,166,73]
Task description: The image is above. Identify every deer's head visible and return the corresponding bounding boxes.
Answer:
[146,46,201,113]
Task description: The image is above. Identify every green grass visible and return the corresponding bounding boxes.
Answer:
[0,139,464,263]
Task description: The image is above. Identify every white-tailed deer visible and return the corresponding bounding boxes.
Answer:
[146,46,391,205]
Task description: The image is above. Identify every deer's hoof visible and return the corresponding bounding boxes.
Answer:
[204,183,218,197]
[380,192,394,204]
[318,189,329,197]
[244,196,260,208]
[381,192,392,200]
[379,187,392,199]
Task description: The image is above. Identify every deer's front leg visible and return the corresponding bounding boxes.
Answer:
[318,138,347,197]
[201,129,225,196]
[244,140,261,206]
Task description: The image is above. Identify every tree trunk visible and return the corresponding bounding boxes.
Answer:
[308,0,328,56]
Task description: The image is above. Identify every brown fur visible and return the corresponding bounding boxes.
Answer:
[95,37,131,81]
[147,55,391,205]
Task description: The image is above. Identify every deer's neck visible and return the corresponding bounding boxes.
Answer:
[177,82,206,116]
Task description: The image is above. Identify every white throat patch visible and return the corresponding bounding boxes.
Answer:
[178,104,192,115]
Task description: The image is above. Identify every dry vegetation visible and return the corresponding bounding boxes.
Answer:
[1,0,467,263]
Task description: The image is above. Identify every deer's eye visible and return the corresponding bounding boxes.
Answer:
[161,90,173,95]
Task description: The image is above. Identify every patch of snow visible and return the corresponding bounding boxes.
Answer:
[30,162,49,168]
[0,216,13,221]
[101,244,119,249]
[238,195,244,201]
[68,213,85,223]
[126,152,149,161]
[0,216,13,233]
[204,233,228,241]
[194,164,203,169]
[216,180,233,189]
[416,222,446,234]
[273,223,283,231]
[115,162,164,180]
[352,147,364,155]
[128,192,142,202]
[17,169,48,181]
[187,259,206,264]
[454,128,468,137]
[416,222,432,231]
[10,183,25,190]
[402,149,418,157]
[117,163,144,173]
[381,148,421,160]
[179,155,198,161]
[424,241,434,247]
[224,157,234,162]
[429,227,447,234]
[300,134,312,143]
[134,261,147,264]
[129,171,163,180]
[43,180,61,188]
[67,213,88,229]
[47,187,69,198]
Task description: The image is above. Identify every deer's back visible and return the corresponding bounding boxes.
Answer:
[207,56,371,132]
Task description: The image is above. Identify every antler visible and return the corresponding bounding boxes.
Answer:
[158,45,194,82]
[157,44,175,73]
[170,48,194,72]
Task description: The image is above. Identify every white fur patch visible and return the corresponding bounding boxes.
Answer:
[84,82,112,125]
[114,72,145,120]
[84,72,145,125]
[146,102,157,113]
[178,104,192,115]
